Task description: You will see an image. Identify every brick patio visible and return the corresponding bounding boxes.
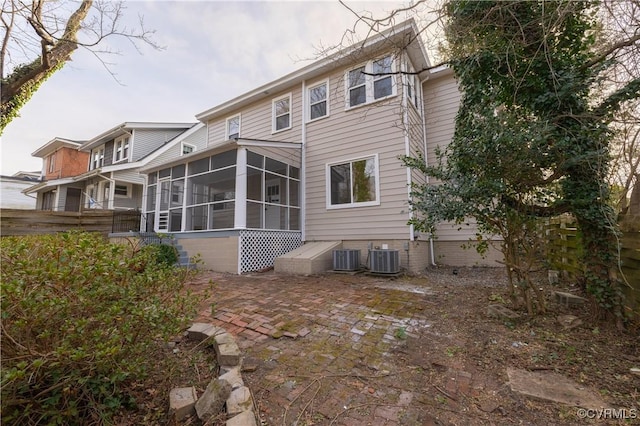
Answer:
[188,270,476,426]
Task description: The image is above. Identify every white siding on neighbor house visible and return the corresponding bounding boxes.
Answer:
[132,129,189,161]
[0,179,37,209]
[304,63,414,241]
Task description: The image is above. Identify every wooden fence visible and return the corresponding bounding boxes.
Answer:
[546,216,640,315]
[0,209,116,236]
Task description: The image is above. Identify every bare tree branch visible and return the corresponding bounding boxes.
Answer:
[1,0,161,132]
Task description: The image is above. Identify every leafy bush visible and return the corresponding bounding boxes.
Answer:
[144,243,179,266]
[1,231,200,424]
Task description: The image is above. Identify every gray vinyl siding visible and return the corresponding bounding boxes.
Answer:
[115,169,144,184]
[305,64,412,241]
[131,129,188,161]
[144,126,208,170]
[104,141,114,167]
[56,186,67,211]
[113,184,143,210]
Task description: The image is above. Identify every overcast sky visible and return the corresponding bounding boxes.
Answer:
[1,0,416,176]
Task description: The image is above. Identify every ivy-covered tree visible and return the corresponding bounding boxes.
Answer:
[406,0,639,321]
[0,0,159,132]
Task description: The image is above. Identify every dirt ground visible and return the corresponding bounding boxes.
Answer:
[120,266,639,425]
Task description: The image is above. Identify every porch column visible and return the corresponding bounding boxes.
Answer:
[234,146,247,229]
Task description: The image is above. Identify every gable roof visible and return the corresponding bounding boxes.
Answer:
[31,137,85,157]
[196,19,431,123]
[79,122,196,151]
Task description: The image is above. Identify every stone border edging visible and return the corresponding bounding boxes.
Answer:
[169,322,257,425]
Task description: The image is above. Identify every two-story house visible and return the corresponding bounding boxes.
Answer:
[24,138,89,211]
[24,122,207,217]
[75,122,200,213]
[137,19,500,274]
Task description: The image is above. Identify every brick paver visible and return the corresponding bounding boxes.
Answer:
[188,271,489,425]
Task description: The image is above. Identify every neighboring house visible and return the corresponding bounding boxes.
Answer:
[138,19,499,274]
[24,122,204,214]
[25,138,89,211]
[0,171,40,209]
[75,122,197,212]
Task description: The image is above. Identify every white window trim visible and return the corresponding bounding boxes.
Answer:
[181,142,196,156]
[92,146,105,170]
[226,114,241,140]
[114,183,133,198]
[306,80,329,122]
[113,135,130,163]
[48,152,56,173]
[344,55,396,110]
[325,154,381,210]
[272,93,292,133]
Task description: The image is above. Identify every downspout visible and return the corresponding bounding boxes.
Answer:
[301,80,307,242]
[419,73,437,267]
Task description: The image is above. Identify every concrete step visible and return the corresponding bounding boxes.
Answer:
[274,241,342,275]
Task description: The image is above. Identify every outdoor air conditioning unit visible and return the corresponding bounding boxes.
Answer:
[369,249,400,274]
[333,249,360,271]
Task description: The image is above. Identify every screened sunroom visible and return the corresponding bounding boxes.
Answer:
[141,140,302,273]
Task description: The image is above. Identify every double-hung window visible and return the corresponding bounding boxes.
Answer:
[348,66,366,107]
[92,147,104,170]
[114,136,130,163]
[372,56,393,99]
[327,154,380,209]
[48,153,56,173]
[227,115,240,139]
[346,55,396,108]
[308,81,328,121]
[273,94,291,132]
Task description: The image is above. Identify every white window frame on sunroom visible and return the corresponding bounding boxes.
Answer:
[272,93,292,133]
[345,54,396,110]
[325,153,381,210]
[226,115,241,140]
[307,80,329,122]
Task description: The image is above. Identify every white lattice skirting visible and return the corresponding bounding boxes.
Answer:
[239,230,302,273]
